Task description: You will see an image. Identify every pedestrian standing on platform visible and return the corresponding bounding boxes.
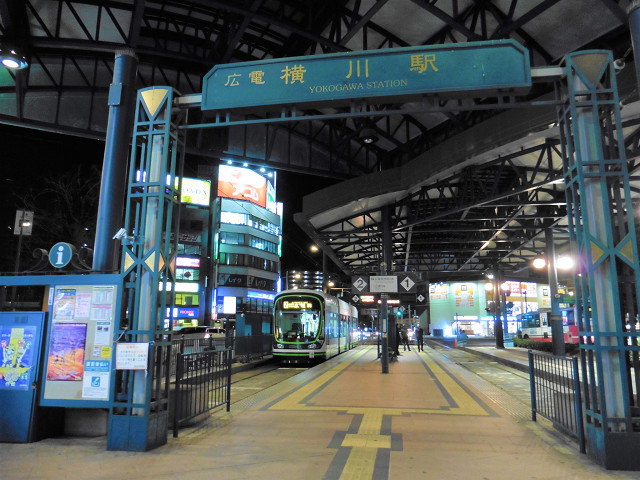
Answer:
[417,326,424,352]
[401,327,411,351]
[395,323,401,355]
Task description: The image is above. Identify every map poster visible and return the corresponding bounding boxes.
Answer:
[0,326,37,390]
[46,323,87,381]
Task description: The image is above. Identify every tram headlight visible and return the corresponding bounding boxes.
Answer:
[309,344,317,349]
[277,343,284,349]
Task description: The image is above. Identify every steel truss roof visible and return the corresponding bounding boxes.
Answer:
[0,0,637,280]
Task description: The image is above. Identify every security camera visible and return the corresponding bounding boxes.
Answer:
[614,59,625,73]
[113,228,128,240]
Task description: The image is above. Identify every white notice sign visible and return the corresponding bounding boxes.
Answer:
[370,276,398,293]
[116,343,149,370]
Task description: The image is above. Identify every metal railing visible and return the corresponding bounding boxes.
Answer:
[528,350,585,453]
[233,334,273,363]
[169,336,227,376]
[172,347,232,438]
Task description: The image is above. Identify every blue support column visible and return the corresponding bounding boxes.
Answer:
[558,51,640,470]
[93,49,139,272]
[107,87,186,451]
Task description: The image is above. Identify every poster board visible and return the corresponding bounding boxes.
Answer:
[41,283,118,407]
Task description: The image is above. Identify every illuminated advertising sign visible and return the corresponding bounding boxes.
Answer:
[266,179,277,214]
[378,298,400,304]
[282,300,313,309]
[218,165,267,208]
[166,307,199,318]
[159,282,200,293]
[360,295,376,303]
[176,257,200,268]
[248,291,275,300]
[223,296,236,314]
[180,177,211,206]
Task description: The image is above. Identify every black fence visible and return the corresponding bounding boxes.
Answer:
[528,350,585,453]
[233,334,273,363]
[169,336,228,376]
[172,347,232,438]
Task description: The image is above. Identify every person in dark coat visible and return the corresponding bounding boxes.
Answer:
[417,326,424,352]
[401,327,410,351]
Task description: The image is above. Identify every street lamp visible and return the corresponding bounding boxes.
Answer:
[532,251,575,355]
[531,255,575,271]
[310,244,326,292]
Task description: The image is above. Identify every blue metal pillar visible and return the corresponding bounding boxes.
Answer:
[107,87,185,451]
[558,51,640,470]
[93,49,139,272]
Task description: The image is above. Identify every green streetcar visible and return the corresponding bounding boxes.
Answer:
[273,289,358,363]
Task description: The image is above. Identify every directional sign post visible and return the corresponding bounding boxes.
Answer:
[202,40,530,112]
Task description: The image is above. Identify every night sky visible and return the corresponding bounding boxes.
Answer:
[0,123,337,275]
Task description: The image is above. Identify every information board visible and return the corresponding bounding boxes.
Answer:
[42,283,118,405]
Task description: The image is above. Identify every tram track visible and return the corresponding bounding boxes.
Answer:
[229,361,308,404]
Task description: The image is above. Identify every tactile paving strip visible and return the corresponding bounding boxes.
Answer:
[427,345,533,421]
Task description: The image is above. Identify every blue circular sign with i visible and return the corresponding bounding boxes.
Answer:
[49,242,75,268]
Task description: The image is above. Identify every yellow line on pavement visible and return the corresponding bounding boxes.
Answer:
[269,346,489,417]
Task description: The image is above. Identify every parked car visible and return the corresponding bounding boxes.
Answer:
[209,327,226,337]
[172,325,213,339]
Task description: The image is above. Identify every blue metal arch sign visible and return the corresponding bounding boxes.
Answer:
[202,40,530,112]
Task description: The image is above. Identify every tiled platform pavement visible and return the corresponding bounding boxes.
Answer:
[1,344,638,480]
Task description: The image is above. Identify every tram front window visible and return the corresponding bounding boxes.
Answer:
[275,310,321,342]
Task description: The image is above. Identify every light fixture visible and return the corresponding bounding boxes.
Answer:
[0,45,28,70]
[310,245,319,253]
[359,127,379,144]
[484,282,493,291]
[556,255,575,270]
[532,257,546,269]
